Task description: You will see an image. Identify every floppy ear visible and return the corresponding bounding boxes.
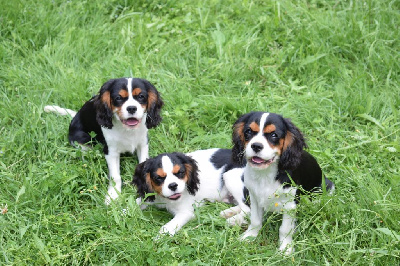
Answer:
[231,114,249,166]
[279,118,307,170]
[142,79,164,129]
[176,153,199,195]
[94,79,115,129]
[132,160,155,202]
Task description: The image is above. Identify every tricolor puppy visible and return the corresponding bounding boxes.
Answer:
[232,112,334,254]
[44,78,163,204]
[132,149,250,236]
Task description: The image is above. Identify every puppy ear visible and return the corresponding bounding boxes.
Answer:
[279,118,307,170]
[176,153,199,195]
[94,80,114,129]
[142,79,164,129]
[132,160,155,202]
[231,114,248,166]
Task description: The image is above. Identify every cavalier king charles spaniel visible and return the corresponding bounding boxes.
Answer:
[45,78,163,204]
[231,111,334,254]
[132,149,250,236]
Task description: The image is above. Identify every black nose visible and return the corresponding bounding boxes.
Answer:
[251,143,264,153]
[127,106,137,114]
[168,182,178,191]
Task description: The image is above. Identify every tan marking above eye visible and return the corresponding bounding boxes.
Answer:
[155,168,167,178]
[118,89,129,98]
[249,122,260,132]
[264,124,276,134]
[172,165,181,174]
[132,88,142,96]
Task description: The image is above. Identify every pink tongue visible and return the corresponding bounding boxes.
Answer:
[169,193,181,199]
[124,118,139,126]
[252,157,266,164]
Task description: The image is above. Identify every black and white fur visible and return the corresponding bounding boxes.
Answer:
[232,112,334,254]
[44,78,163,204]
[132,149,250,236]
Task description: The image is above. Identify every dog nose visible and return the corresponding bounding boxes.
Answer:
[127,106,137,114]
[168,182,178,191]
[251,143,264,153]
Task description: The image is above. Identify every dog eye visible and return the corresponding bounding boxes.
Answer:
[155,175,164,183]
[137,94,145,100]
[244,128,254,140]
[270,133,278,139]
[115,95,123,101]
[175,170,185,178]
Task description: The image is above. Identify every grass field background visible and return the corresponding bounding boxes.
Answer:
[1,0,399,264]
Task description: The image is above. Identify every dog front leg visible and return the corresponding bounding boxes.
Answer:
[159,212,195,236]
[105,152,121,205]
[241,195,263,240]
[279,212,296,255]
[136,142,149,163]
[221,168,250,225]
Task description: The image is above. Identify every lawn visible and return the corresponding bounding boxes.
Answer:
[0,0,399,264]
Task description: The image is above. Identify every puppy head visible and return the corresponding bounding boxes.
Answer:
[94,78,163,129]
[132,153,200,201]
[232,112,306,170]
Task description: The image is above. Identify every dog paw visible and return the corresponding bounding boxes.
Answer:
[159,225,177,236]
[220,206,241,219]
[279,241,294,255]
[240,228,259,241]
[105,187,120,205]
[136,197,142,206]
[226,213,248,226]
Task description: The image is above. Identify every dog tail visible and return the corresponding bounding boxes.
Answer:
[44,105,77,118]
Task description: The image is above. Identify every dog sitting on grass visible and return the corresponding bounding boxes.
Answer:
[231,111,334,254]
[45,78,163,204]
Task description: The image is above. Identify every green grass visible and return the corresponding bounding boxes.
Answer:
[1,0,399,264]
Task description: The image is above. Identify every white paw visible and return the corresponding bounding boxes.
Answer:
[220,206,241,219]
[159,224,177,236]
[226,213,247,226]
[279,241,294,255]
[105,187,120,205]
[136,197,142,205]
[135,197,149,210]
[240,228,259,241]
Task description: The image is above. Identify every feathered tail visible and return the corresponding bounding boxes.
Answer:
[44,105,77,118]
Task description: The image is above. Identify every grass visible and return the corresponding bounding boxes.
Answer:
[0,0,399,264]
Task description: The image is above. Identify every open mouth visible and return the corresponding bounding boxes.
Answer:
[249,156,275,166]
[122,118,140,127]
[168,193,182,200]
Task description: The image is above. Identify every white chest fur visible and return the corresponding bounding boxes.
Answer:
[102,120,148,154]
[244,164,297,212]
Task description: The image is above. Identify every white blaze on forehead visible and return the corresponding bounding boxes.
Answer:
[256,112,270,137]
[126,78,133,96]
[162,155,174,174]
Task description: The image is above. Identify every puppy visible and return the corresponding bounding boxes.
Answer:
[44,78,163,204]
[132,149,250,236]
[231,112,334,254]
